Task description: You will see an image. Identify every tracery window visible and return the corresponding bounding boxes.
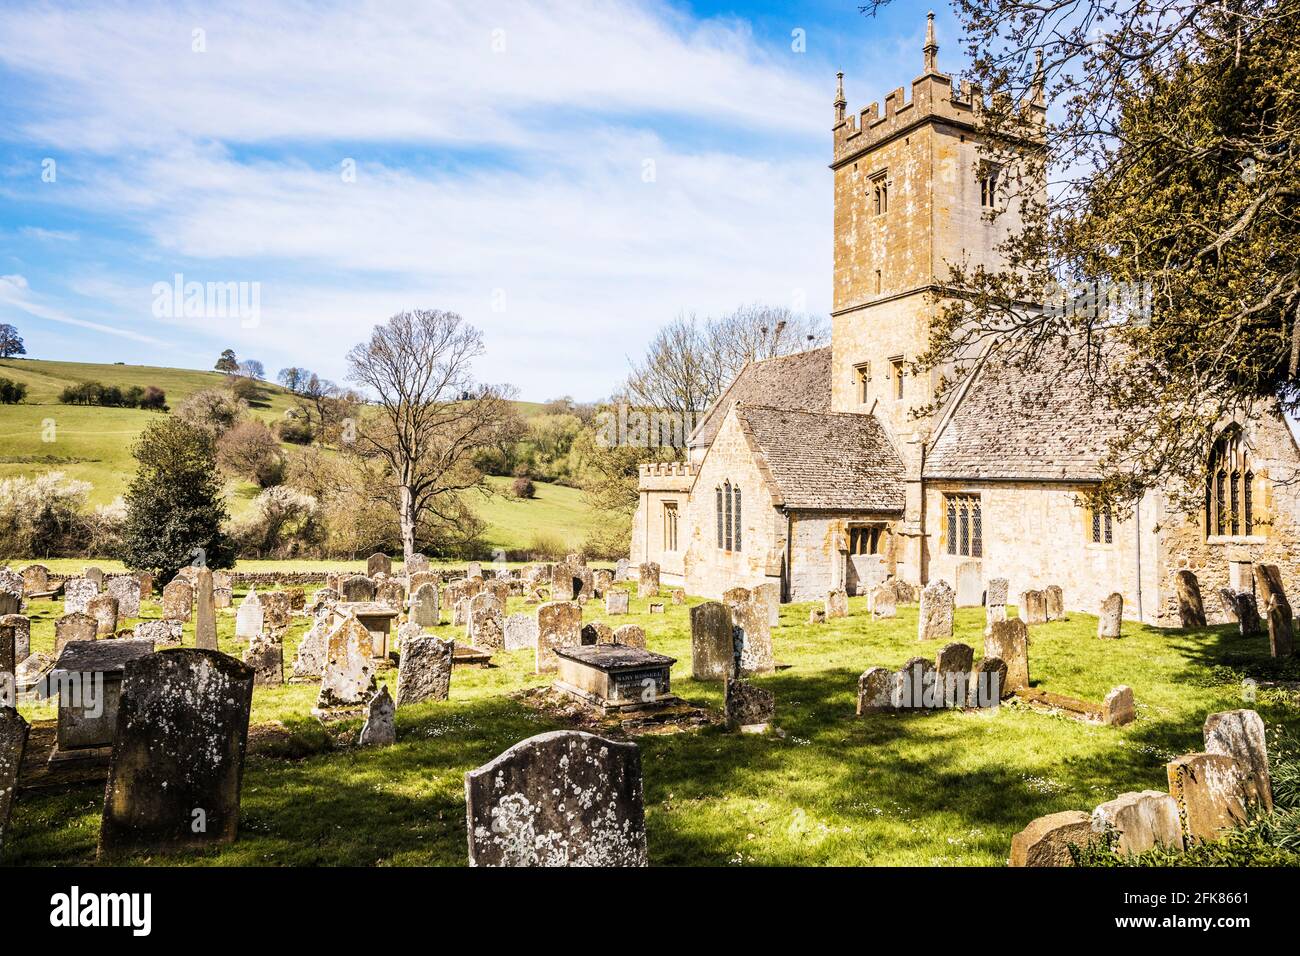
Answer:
[1208,429,1255,538]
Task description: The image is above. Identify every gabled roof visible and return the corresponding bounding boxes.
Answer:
[731,403,905,511]
[689,347,832,451]
[924,345,1125,482]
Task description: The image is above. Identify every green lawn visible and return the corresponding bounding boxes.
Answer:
[7,588,1297,866]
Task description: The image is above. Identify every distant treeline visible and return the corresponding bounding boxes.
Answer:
[58,381,168,410]
[0,377,26,404]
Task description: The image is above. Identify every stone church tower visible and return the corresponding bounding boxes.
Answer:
[828,12,1045,582]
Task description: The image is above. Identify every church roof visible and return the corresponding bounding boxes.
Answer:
[925,345,1125,481]
[732,403,905,511]
[689,347,832,451]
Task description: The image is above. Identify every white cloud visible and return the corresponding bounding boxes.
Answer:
[0,274,168,345]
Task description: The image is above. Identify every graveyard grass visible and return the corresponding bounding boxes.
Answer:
[8,588,1300,866]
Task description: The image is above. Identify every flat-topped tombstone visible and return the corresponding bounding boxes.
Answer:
[1010,811,1093,867]
[637,562,660,598]
[549,564,577,601]
[133,619,182,646]
[467,592,504,651]
[605,588,630,616]
[366,552,392,577]
[1044,585,1064,622]
[410,582,440,627]
[918,579,954,641]
[465,730,647,867]
[396,633,453,705]
[856,667,894,715]
[162,578,193,623]
[1167,752,1257,843]
[554,644,677,712]
[236,588,263,640]
[106,575,142,619]
[86,593,119,637]
[535,601,582,674]
[194,568,217,651]
[1255,564,1294,656]
[725,678,774,732]
[1019,589,1047,626]
[1102,685,1136,726]
[503,612,538,651]
[985,619,1029,693]
[1091,790,1184,856]
[315,614,378,712]
[2,614,30,665]
[870,584,897,619]
[98,649,254,858]
[1175,570,1207,628]
[935,642,974,707]
[55,612,97,654]
[824,588,848,619]
[1098,592,1123,639]
[63,577,97,616]
[690,601,735,681]
[340,574,376,603]
[0,706,29,855]
[50,637,156,765]
[1203,709,1272,811]
[955,561,983,607]
[358,686,396,746]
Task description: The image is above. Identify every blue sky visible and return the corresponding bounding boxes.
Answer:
[0,0,960,400]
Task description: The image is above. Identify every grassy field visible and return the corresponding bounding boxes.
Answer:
[6,586,1298,866]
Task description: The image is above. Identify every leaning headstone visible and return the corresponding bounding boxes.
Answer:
[106,575,142,619]
[1174,569,1207,628]
[612,624,646,649]
[98,649,254,857]
[1009,811,1093,867]
[856,667,894,715]
[935,642,974,707]
[1043,585,1064,622]
[235,588,263,641]
[467,592,504,650]
[605,589,630,615]
[535,601,582,674]
[869,584,897,619]
[315,615,378,711]
[690,601,735,681]
[366,552,392,577]
[1098,592,1123,639]
[410,582,440,627]
[824,588,848,619]
[503,613,539,651]
[358,686,396,746]
[465,730,647,867]
[0,707,30,855]
[1,614,30,665]
[395,634,453,705]
[917,579,954,641]
[87,593,119,637]
[194,568,217,651]
[1091,791,1184,856]
[1167,752,1257,843]
[1102,685,1136,726]
[725,678,774,732]
[985,619,1029,692]
[55,612,97,654]
[1019,589,1047,625]
[162,578,193,623]
[1203,709,1272,811]
[637,562,660,598]
[133,619,182,646]
[1254,564,1293,657]
[340,574,376,603]
[63,577,97,616]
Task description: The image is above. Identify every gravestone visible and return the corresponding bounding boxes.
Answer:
[235,589,263,641]
[986,577,1009,613]
[0,706,29,855]
[550,564,577,601]
[725,678,774,731]
[809,608,825,624]
[106,575,142,619]
[1167,752,1256,843]
[1254,564,1293,657]
[970,656,1008,706]
[464,730,647,867]
[581,622,612,646]
[647,603,665,614]
[1098,592,1123,639]
[605,590,630,615]
[503,613,539,651]
[63,577,97,616]
[162,579,193,623]
[466,561,483,579]
[1019,589,1047,625]
[467,592,504,650]
[194,568,217,651]
[869,584,896,619]
[1010,811,1093,867]
[724,587,774,675]
[535,601,582,674]
[917,579,954,641]
[259,591,292,640]
[376,580,406,612]
[55,612,97,654]
[856,667,893,715]
[1091,791,1183,856]
[406,553,430,575]
[690,601,735,681]
[1102,685,1136,726]
[133,619,182,646]
[1219,589,1263,636]
[21,564,50,596]
[955,561,983,607]
[410,582,440,627]
[0,591,17,617]
[894,656,936,709]
[243,634,284,686]
[84,566,105,588]
[1175,570,1207,628]
[87,593,119,637]
[315,615,378,711]
[452,597,470,627]
[824,588,848,619]
[214,585,233,609]
[1203,709,1272,811]
[408,570,439,596]
[935,642,974,707]
[1,614,30,665]
[614,558,631,581]
[0,620,14,682]
[396,634,453,705]
[291,613,329,681]
[341,574,376,603]
[51,638,155,765]
[591,568,614,598]
[1044,585,1064,622]
[637,562,660,598]
[985,619,1029,692]
[367,553,392,577]
[613,624,646,649]
[358,686,396,746]
[98,649,253,857]
[753,582,780,627]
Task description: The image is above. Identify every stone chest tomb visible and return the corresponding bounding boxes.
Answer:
[49,637,155,766]
[553,645,679,714]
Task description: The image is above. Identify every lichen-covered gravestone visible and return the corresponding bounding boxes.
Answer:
[54,612,97,654]
[1166,752,1257,843]
[410,583,440,627]
[63,577,97,616]
[341,574,376,603]
[870,585,896,619]
[467,592,504,650]
[1174,569,1207,628]
[1098,592,1123,639]
[1091,790,1184,856]
[132,619,182,646]
[315,614,378,711]
[723,587,774,675]
[856,667,893,715]
[1043,585,1064,622]
[917,579,954,641]
[1019,589,1046,626]
[395,633,453,705]
[358,686,396,746]
[613,624,646,649]
[243,634,284,686]
[503,612,538,651]
[582,622,612,645]
[194,568,217,651]
[464,730,648,867]
[1254,564,1293,657]
[605,589,630,615]
[690,601,735,681]
[986,577,1009,628]
[824,588,848,619]
[1203,709,1273,811]
[969,656,1007,707]
[1,614,30,665]
[0,706,29,856]
[637,562,660,598]
[535,601,582,674]
[367,552,392,577]
[98,649,254,858]
[106,575,141,619]
[1009,810,1093,867]
[161,578,193,623]
[725,678,775,732]
[291,612,330,680]
[984,619,1029,693]
[87,593,119,637]
[1102,685,1136,726]
[934,642,974,707]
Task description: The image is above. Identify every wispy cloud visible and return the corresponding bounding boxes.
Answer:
[0,274,167,345]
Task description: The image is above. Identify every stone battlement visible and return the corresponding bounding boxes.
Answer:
[639,461,696,478]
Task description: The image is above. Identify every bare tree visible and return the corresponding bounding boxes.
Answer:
[346,309,518,559]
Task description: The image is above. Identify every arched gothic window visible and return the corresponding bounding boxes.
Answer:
[1207,429,1255,538]
[715,481,743,552]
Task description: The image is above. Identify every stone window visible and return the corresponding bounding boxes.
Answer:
[717,482,742,552]
[890,357,905,401]
[849,526,887,555]
[1090,505,1114,545]
[945,494,982,558]
[1207,428,1255,538]
[872,173,889,215]
[979,163,1000,208]
[663,501,678,552]
[716,486,724,548]
[855,363,871,403]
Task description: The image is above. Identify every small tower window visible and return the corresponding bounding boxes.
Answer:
[855,363,871,403]
[890,357,905,400]
[663,501,679,552]
[979,164,1000,208]
[872,173,889,215]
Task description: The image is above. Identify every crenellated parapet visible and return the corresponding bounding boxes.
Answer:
[638,460,697,492]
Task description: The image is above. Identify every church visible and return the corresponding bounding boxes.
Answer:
[631,16,1300,626]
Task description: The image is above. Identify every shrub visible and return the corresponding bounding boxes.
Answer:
[217,419,285,487]
[0,377,26,404]
[525,531,567,561]
[174,388,246,436]
[56,380,164,409]
[0,472,93,557]
[233,486,321,558]
[275,415,315,445]
[138,385,168,410]
[511,475,536,499]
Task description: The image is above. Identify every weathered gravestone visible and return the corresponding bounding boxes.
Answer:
[614,558,631,581]
[1219,588,1263,636]
[690,601,735,681]
[1098,592,1123,639]
[259,590,292,641]
[970,656,1008,707]
[985,619,1029,692]
[405,552,430,575]
[503,612,538,651]
[367,552,392,577]
[917,579,954,641]
[0,707,29,855]
[98,649,254,858]
[0,620,14,686]
[754,582,780,627]
[162,578,193,623]
[637,562,660,598]
[824,588,848,619]
[869,584,897,619]
[1091,790,1184,856]
[54,612,97,654]
[856,667,893,715]
[243,634,284,686]
[1,614,30,665]
[1044,585,1064,622]
[1019,589,1047,626]
[106,575,141,619]
[1254,564,1293,657]
[1102,685,1136,726]
[410,583,440,627]
[315,614,378,712]
[63,577,97,616]
[1175,569,1207,628]
[194,568,217,651]
[723,587,774,675]
[605,589,630,615]
[550,564,578,601]
[87,593,119,637]
[935,642,974,707]
[291,612,330,680]
[613,624,646,649]
[358,686,396,746]
[1203,708,1272,811]
[725,678,774,732]
[235,588,263,641]
[1009,810,1093,867]
[467,592,504,650]
[955,561,983,607]
[340,574,376,603]
[21,564,49,596]
[1167,752,1257,843]
[83,566,105,589]
[986,577,1009,627]
[893,656,936,709]
[581,622,612,646]
[396,633,453,705]
[133,619,182,646]
[535,601,582,674]
[464,730,647,866]
[51,638,156,766]
[376,580,406,612]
